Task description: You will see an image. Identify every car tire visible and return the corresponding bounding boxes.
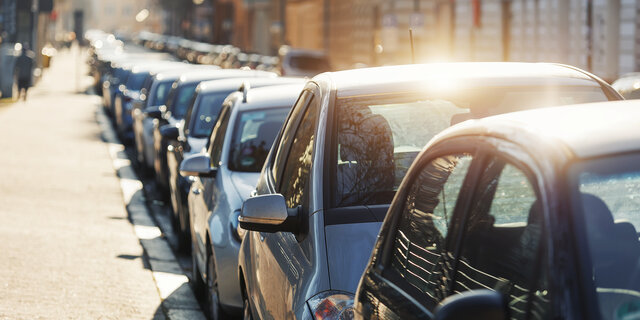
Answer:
[206,248,229,320]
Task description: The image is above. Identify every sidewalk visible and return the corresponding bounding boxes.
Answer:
[0,47,166,319]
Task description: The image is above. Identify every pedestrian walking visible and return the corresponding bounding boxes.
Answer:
[15,44,35,101]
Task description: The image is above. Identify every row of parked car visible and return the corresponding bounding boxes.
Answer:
[87,29,640,320]
[132,31,330,77]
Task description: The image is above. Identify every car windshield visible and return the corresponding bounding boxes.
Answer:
[228,108,290,172]
[571,152,640,320]
[189,91,233,138]
[126,72,148,90]
[334,85,608,207]
[149,80,173,107]
[168,83,198,119]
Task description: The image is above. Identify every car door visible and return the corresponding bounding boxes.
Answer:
[192,105,232,272]
[253,88,319,320]
[357,146,479,319]
[448,146,552,320]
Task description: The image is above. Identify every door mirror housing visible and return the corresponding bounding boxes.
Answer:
[160,124,179,140]
[239,194,299,233]
[435,290,508,320]
[179,153,217,177]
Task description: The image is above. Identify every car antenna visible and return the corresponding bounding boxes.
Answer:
[409,28,416,64]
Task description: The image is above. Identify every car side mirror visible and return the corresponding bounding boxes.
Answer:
[179,153,217,177]
[160,124,179,140]
[435,290,508,320]
[145,106,162,119]
[239,194,299,233]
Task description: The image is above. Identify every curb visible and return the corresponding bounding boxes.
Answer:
[96,105,206,320]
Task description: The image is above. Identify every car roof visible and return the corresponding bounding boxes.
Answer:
[230,83,305,112]
[433,100,640,159]
[317,62,605,98]
[196,76,304,94]
[154,66,218,82]
[178,69,277,85]
[131,62,189,74]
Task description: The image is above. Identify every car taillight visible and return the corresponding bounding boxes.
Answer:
[308,291,354,320]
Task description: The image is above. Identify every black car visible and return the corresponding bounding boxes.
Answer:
[355,101,640,320]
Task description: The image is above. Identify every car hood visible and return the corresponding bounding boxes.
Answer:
[324,221,382,293]
[229,171,260,202]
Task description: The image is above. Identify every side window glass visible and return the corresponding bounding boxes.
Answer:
[271,90,313,186]
[387,154,473,309]
[208,106,231,167]
[453,159,550,320]
[279,97,318,209]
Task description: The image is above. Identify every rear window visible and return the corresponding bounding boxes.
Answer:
[289,56,330,73]
[333,85,608,208]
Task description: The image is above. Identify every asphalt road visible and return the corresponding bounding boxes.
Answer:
[0,47,166,319]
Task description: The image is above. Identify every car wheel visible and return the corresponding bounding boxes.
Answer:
[206,249,228,320]
[190,241,204,295]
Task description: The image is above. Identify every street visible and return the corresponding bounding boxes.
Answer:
[0,47,202,320]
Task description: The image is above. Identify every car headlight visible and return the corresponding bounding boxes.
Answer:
[308,291,354,320]
[230,209,246,241]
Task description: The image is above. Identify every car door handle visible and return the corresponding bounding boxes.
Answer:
[192,188,201,195]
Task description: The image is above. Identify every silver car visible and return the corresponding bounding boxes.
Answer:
[179,84,305,319]
[165,77,305,251]
[237,63,621,320]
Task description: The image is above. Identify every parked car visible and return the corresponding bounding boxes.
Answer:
[237,63,621,320]
[134,68,196,171]
[278,45,331,77]
[102,53,175,115]
[132,66,218,168]
[152,69,277,193]
[114,62,193,142]
[355,100,640,320]
[178,83,306,318]
[163,77,305,252]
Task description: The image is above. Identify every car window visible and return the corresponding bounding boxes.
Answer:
[149,80,173,106]
[333,85,608,209]
[453,158,549,320]
[271,90,313,187]
[208,106,231,168]
[170,83,199,119]
[279,97,318,209]
[335,97,468,207]
[571,153,640,320]
[228,108,290,172]
[126,72,148,90]
[188,92,233,138]
[386,154,473,309]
